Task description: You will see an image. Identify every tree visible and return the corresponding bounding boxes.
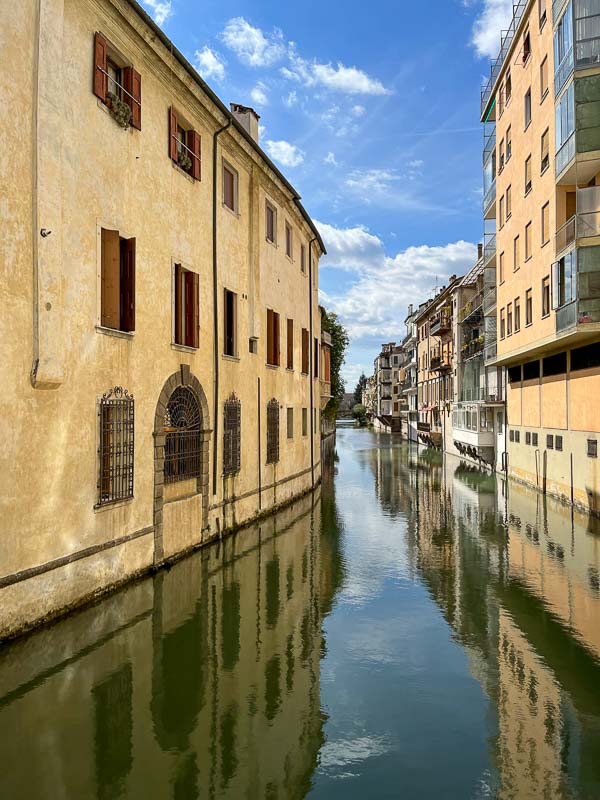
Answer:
[353,373,367,406]
[352,404,367,426]
[321,310,349,419]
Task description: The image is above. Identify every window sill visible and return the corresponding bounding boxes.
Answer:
[286,367,294,372]
[525,322,533,328]
[541,88,548,104]
[222,353,240,362]
[172,161,196,183]
[541,313,550,319]
[541,163,549,176]
[525,256,532,263]
[286,254,293,263]
[301,371,309,377]
[266,238,277,248]
[222,202,240,218]
[506,212,512,221]
[96,325,134,340]
[541,239,549,248]
[524,186,532,198]
[524,121,532,133]
[171,342,198,353]
[94,496,134,512]
[266,363,280,369]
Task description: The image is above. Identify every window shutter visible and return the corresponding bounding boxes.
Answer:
[188,130,201,180]
[551,262,560,310]
[191,272,199,348]
[267,309,273,364]
[93,33,108,102]
[184,270,196,346]
[122,237,136,332]
[274,312,280,366]
[169,107,178,162]
[287,319,293,369]
[124,67,141,130]
[174,263,182,344]
[101,228,120,329]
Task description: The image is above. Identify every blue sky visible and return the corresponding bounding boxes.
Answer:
[141,0,514,388]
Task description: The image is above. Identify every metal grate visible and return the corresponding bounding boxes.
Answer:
[164,386,202,483]
[223,393,241,475]
[266,398,280,464]
[97,387,134,506]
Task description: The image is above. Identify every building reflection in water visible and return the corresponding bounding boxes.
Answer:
[0,449,344,800]
[368,438,600,800]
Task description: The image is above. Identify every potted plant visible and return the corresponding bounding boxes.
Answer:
[178,148,192,172]
[106,91,132,129]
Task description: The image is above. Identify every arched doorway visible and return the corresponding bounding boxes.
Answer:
[153,367,210,563]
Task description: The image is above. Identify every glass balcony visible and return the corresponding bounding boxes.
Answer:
[556,131,576,177]
[555,47,574,97]
[553,0,568,23]
[480,0,527,116]
[556,186,600,254]
[483,180,496,218]
[483,287,497,314]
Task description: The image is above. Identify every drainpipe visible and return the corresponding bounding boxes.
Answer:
[309,237,317,489]
[212,119,231,496]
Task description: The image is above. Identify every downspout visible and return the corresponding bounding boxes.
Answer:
[212,119,231,496]
[309,237,317,489]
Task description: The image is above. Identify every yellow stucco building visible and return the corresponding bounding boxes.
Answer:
[0,0,327,639]
[481,0,600,514]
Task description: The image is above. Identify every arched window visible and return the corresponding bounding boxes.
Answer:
[223,394,241,475]
[164,386,201,483]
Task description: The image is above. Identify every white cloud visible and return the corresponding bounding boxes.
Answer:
[345,168,400,195]
[324,151,338,166]
[141,0,172,26]
[283,90,298,108]
[194,46,226,81]
[250,83,269,106]
[471,0,514,59]
[317,220,477,341]
[351,104,366,117]
[221,17,285,67]
[409,159,424,169]
[265,139,305,167]
[283,50,391,95]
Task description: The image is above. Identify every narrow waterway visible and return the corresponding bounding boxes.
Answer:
[2,426,600,799]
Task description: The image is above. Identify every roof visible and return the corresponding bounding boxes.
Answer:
[460,258,485,287]
[125,0,326,255]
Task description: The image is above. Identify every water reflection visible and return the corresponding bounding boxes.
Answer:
[1,429,600,799]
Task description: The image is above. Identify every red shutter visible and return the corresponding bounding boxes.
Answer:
[287,319,293,369]
[93,33,107,102]
[274,313,280,366]
[122,237,136,332]
[169,107,178,162]
[267,309,273,364]
[188,130,201,181]
[174,263,182,344]
[123,67,141,130]
[191,272,199,348]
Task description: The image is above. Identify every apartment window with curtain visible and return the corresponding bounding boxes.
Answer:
[525,155,532,194]
[515,296,521,332]
[168,108,201,180]
[287,318,294,369]
[506,185,512,218]
[542,202,550,245]
[174,263,199,348]
[266,309,280,366]
[93,33,142,131]
[513,235,520,271]
[507,302,513,335]
[541,129,550,172]
[526,288,533,325]
[506,125,512,161]
[525,222,532,261]
[524,87,532,128]
[223,289,237,357]
[542,276,551,316]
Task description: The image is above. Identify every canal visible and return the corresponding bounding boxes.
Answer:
[2,425,600,798]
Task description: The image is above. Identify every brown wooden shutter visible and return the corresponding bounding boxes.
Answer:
[93,33,108,102]
[101,228,120,329]
[123,67,141,130]
[184,270,196,346]
[169,107,178,162]
[174,263,182,344]
[267,309,273,364]
[122,237,136,332]
[274,312,280,366]
[188,130,201,180]
[287,319,293,369]
[191,272,199,348]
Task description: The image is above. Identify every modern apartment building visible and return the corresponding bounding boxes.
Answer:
[480,0,600,513]
[0,0,326,639]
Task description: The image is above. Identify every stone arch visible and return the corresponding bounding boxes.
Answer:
[153,365,211,562]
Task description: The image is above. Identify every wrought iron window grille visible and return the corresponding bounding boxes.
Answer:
[97,386,134,506]
[266,398,280,464]
[164,386,202,483]
[223,393,241,476]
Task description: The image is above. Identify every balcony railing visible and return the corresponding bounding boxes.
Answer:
[483,180,496,215]
[483,127,496,165]
[484,341,497,363]
[461,337,485,360]
[556,215,577,254]
[554,47,574,97]
[483,287,497,314]
[556,299,600,332]
[556,187,600,253]
[480,0,527,116]
[484,234,496,265]
[430,355,451,371]
[458,291,484,324]
[430,311,452,336]
[556,131,576,178]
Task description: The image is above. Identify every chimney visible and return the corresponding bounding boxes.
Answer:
[448,274,456,284]
[477,243,483,259]
[408,303,413,316]
[230,103,260,143]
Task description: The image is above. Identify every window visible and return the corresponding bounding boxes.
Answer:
[540,58,549,103]
[93,33,141,130]
[526,431,532,444]
[524,88,532,128]
[287,407,294,439]
[510,429,515,442]
[168,108,201,180]
[547,434,555,450]
[513,235,520,271]
[506,126,512,161]
[525,156,532,194]
[555,81,575,162]
[542,276,551,316]
[507,302,513,335]
[266,309,280,366]
[224,289,237,357]
[515,296,521,332]
[506,69,512,102]
[174,263,199,348]
[506,185,512,218]
[500,307,506,339]
[300,243,306,273]
[301,328,309,374]
[97,386,134,506]
[499,195,505,227]
[266,201,277,244]
[314,338,320,378]
[525,222,532,260]
[302,407,308,436]
[164,386,202,483]
[223,162,238,211]
[542,202,550,245]
[543,352,566,376]
[285,222,293,259]
[554,10,574,95]
[323,345,331,381]
[515,429,520,443]
[541,129,550,173]
[266,399,280,463]
[223,394,241,476]
[571,341,600,371]
[551,250,576,308]
[588,439,598,458]
[499,82,505,116]
[100,228,135,332]
[526,288,533,325]
[539,0,547,29]
[532,432,538,446]
[500,251,505,283]
[523,29,531,63]
[499,138,505,171]
[283,318,293,369]
[555,435,563,451]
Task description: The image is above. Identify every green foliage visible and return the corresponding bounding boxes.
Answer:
[178,148,192,171]
[107,92,132,129]
[321,310,349,419]
[353,373,368,405]
[352,404,367,425]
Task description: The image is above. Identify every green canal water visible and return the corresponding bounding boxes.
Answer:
[2,425,600,799]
